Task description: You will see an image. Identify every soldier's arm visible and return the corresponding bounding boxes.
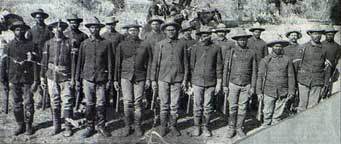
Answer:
[183,43,189,82]
[75,42,85,82]
[108,42,113,82]
[216,46,223,81]
[222,49,229,87]
[33,43,40,82]
[189,45,196,80]
[146,42,153,81]
[288,59,296,95]
[151,42,160,81]
[263,43,269,56]
[251,53,258,89]
[0,44,8,83]
[40,42,48,78]
[324,52,332,86]
[256,59,265,95]
[114,43,121,82]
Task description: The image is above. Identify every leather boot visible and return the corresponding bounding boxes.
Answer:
[160,112,168,137]
[170,114,181,136]
[236,114,246,138]
[202,115,212,137]
[51,109,62,136]
[122,107,133,137]
[63,110,73,137]
[97,106,111,137]
[192,116,201,137]
[14,122,25,136]
[81,105,96,138]
[226,112,237,138]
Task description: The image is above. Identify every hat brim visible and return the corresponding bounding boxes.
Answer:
[249,28,265,32]
[307,30,325,35]
[267,40,290,47]
[232,35,252,40]
[48,22,69,31]
[196,31,212,35]
[214,29,231,33]
[148,19,164,24]
[31,12,49,19]
[285,31,302,39]
[85,23,105,28]
[67,19,84,23]
[122,24,142,29]
[105,21,119,25]
[161,22,181,31]
[10,24,30,31]
[324,30,338,34]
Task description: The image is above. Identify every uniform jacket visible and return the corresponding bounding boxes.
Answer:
[322,40,341,67]
[256,54,296,97]
[283,43,301,60]
[213,37,235,62]
[247,36,268,64]
[190,40,222,87]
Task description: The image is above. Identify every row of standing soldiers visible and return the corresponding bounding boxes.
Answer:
[0,8,340,139]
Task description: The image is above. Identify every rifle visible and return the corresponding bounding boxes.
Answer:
[256,57,271,121]
[322,54,339,99]
[150,87,157,111]
[116,88,120,112]
[223,49,234,115]
[186,85,193,114]
[41,82,48,110]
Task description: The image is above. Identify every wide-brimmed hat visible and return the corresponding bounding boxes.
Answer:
[249,26,265,32]
[196,26,213,36]
[31,9,49,19]
[9,21,30,31]
[231,28,252,40]
[160,19,181,31]
[48,20,68,31]
[214,23,230,33]
[180,25,195,33]
[306,25,325,34]
[147,16,164,24]
[105,16,119,25]
[267,40,290,47]
[324,25,338,34]
[67,13,83,23]
[285,30,302,39]
[122,20,142,29]
[85,17,105,28]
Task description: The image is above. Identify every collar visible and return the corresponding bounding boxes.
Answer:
[126,35,140,41]
[89,36,104,42]
[271,52,283,58]
[166,38,178,43]
[35,23,47,29]
[235,45,249,52]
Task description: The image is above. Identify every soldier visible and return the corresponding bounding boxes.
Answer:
[322,25,340,77]
[75,17,113,138]
[40,20,75,136]
[257,40,295,127]
[179,25,197,47]
[247,26,268,64]
[293,25,331,112]
[142,16,165,109]
[102,16,124,47]
[223,28,257,138]
[190,26,222,137]
[114,23,152,137]
[1,21,39,135]
[283,30,302,60]
[151,20,189,137]
[213,23,234,62]
[0,37,8,113]
[27,9,54,109]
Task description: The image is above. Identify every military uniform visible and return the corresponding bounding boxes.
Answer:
[151,26,189,136]
[247,35,268,64]
[0,38,8,112]
[1,22,39,135]
[257,52,295,126]
[294,41,331,111]
[284,43,301,60]
[115,32,152,136]
[190,37,222,137]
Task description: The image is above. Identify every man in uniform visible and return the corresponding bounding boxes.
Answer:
[293,25,331,112]
[247,26,268,64]
[257,40,295,127]
[114,23,152,137]
[64,14,88,116]
[102,16,124,47]
[151,20,189,137]
[40,20,75,137]
[322,25,340,95]
[213,23,234,62]
[179,25,197,47]
[223,28,257,138]
[1,21,39,135]
[27,9,54,109]
[283,30,302,60]
[75,17,113,138]
[190,26,222,137]
[142,16,165,109]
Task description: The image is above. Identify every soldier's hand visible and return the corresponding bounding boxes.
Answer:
[248,88,255,96]
[31,81,38,92]
[181,80,188,91]
[145,80,151,89]
[287,94,295,101]
[152,81,158,90]
[106,81,113,90]
[215,83,221,95]
[114,81,120,91]
[223,87,229,95]
[75,81,81,91]
[40,77,46,86]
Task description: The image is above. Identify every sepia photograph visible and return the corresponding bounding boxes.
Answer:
[0,0,340,143]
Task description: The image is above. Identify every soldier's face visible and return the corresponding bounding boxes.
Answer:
[253,30,262,38]
[288,32,298,43]
[183,31,192,39]
[69,20,80,30]
[35,14,44,24]
[52,27,63,36]
[150,21,161,31]
[89,25,100,35]
[128,27,139,37]
[106,24,116,31]
[14,27,26,38]
[237,37,248,48]
[164,26,178,39]
[199,33,211,42]
[325,32,335,42]
[309,32,322,43]
[272,44,283,55]
[216,32,226,38]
